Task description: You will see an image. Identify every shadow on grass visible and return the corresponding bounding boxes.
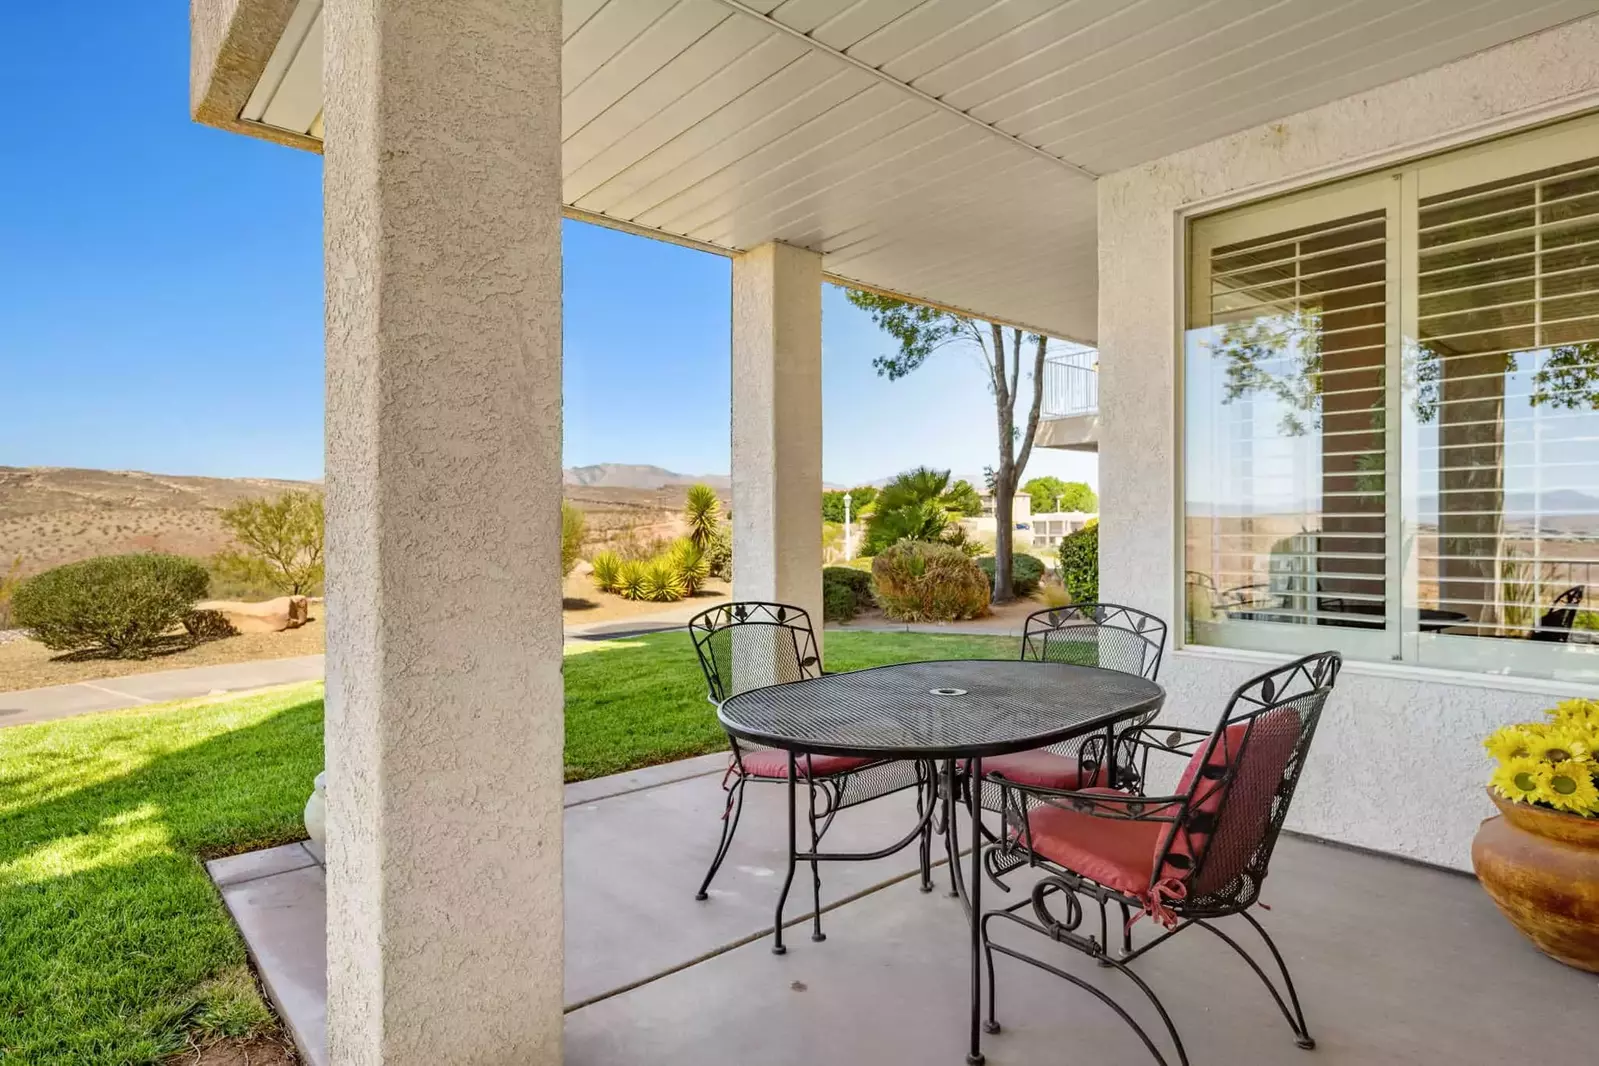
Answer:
[0,696,323,1064]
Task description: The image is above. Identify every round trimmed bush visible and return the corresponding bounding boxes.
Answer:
[1059,522,1099,604]
[870,542,991,622]
[12,553,210,658]
[822,566,875,623]
[976,553,1046,596]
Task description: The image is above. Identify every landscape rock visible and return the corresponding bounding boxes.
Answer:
[195,595,311,634]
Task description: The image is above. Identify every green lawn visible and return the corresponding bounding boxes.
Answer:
[0,630,1017,1063]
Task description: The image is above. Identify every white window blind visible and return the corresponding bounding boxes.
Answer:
[1414,153,1599,652]
[1184,114,1599,681]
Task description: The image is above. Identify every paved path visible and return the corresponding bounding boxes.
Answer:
[1,612,1029,728]
[0,655,326,728]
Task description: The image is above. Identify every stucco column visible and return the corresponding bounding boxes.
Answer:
[731,242,824,648]
[322,2,563,1064]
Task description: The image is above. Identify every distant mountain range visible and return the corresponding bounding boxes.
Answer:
[562,464,730,491]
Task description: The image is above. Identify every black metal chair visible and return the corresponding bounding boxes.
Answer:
[688,602,929,940]
[983,604,1169,791]
[1532,585,1584,643]
[979,650,1342,1066]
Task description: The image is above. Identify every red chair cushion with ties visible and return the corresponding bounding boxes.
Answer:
[739,750,877,779]
[1018,788,1163,897]
[1154,708,1303,896]
[970,749,1110,791]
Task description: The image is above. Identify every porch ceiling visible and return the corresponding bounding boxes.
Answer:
[205,0,1599,341]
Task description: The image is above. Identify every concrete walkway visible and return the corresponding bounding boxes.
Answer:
[3,614,1031,727]
[0,654,326,727]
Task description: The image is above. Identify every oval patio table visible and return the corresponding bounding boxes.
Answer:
[718,658,1165,1065]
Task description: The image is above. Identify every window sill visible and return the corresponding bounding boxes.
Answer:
[1171,644,1594,700]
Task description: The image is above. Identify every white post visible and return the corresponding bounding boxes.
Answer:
[732,242,824,644]
[844,491,853,561]
[323,2,564,1063]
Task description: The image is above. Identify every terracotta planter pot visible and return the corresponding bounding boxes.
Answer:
[1472,787,1599,973]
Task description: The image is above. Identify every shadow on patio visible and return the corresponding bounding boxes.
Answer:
[214,753,1594,1066]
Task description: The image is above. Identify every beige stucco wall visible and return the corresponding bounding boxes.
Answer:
[322,1,564,1063]
[1097,15,1599,871]
[732,242,825,645]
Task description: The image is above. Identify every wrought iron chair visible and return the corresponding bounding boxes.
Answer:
[979,650,1342,1066]
[1532,585,1584,643]
[688,602,929,942]
[984,604,1169,791]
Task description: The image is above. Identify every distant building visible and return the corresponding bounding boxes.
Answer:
[1030,511,1097,553]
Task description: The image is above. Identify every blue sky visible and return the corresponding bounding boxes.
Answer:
[1,2,1095,491]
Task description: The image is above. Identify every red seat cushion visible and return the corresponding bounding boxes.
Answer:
[975,749,1108,790]
[739,750,878,779]
[1020,788,1163,897]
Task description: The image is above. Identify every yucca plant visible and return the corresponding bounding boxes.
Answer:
[591,550,622,593]
[667,538,710,595]
[615,559,648,601]
[641,557,687,602]
[684,484,722,550]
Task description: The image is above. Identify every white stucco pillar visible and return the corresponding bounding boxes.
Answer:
[323,2,563,1064]
[731,242,824,647]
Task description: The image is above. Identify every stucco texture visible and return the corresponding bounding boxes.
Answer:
[732,242,825,646]
[1096,15,1599,871]
[190,0,321,153]
[323,1,564,1063]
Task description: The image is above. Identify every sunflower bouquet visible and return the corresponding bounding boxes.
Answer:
[1485,698,1599,816]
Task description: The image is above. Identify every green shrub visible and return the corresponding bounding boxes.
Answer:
[12,553,210,658]
[667,538,710,595]
[704,524,733,580]
[591,550,622,593]
[183,608,238,641]
[615,559,647,601]
[975,553,1046,596]
[822,566,875,623]
[1059,523,1099,604]
[561,501,586,577]
[870,542,991,622]
[641,557,687,603]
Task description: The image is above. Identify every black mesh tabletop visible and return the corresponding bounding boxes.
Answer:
[718,659,1164,759]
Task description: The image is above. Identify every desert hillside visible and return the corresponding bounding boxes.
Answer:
[0,465,730,576]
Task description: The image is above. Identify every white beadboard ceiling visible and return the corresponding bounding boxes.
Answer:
[245,0,1599,341]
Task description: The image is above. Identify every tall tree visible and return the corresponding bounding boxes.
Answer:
[845,290,1060,601]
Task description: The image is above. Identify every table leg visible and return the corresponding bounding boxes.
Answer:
[944,757,961,899]
[968,755,984,1066]
[773,752,798,955]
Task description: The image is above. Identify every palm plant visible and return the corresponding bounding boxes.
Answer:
[684,484,722,550]
[864,467,954,555]
[615,559,648,601]
[590,550,622,593]
[641,557,687,602]
[667,538,709,595]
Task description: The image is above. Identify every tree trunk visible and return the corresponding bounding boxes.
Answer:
[993,463,1016,603]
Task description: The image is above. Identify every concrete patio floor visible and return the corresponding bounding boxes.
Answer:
[211,755,1597,1066]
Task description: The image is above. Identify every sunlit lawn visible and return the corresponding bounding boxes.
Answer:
[0,630,1018,1063]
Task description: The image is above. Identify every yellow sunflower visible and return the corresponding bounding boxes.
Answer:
[1536,763,1599,816]
[1528,728,1592,766]
[1484,725,1538,763]
[1491,757,1546,804]
[1550,698,1599,728]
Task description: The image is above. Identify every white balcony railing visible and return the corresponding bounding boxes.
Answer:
[1041,349,1098,418]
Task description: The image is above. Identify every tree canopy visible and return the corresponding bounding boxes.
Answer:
[1021,476,1097,514]
[822,485,879,524]
[215,490,325,596]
